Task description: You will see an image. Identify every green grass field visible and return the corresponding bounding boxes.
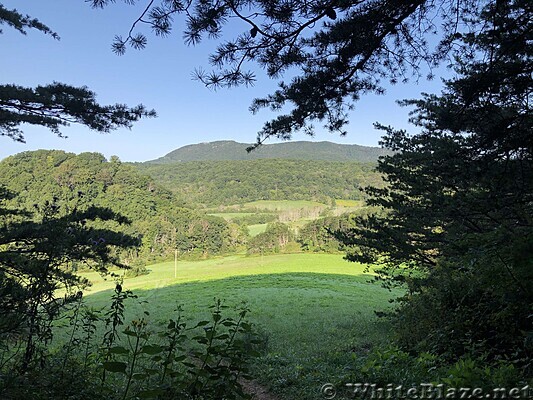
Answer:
[79,253,398,399]
[242,200,327,211]
[334,199,364,208]
[207,212,258,220]
[247,223,268,236]
[209,199,369,238]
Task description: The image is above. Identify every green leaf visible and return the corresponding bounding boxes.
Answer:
[215,334,229,340]
[108,345,129,354]
[123,328,137,337]
[102,361,127,373]
[141,344,163,355]
[143,368,159,376]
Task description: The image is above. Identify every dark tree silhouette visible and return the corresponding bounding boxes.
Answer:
[89,0,488,146]
[336,0,532,363]
[0,4,156,143]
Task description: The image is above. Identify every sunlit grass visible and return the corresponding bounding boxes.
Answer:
[77,253,398,399]
[247,223,268,236]
[334,199,364,207]
[242,200,327,211]
[81,253,369,295]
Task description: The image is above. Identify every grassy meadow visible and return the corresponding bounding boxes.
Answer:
[247,223,268,236]
[75,253,399,399]
[208,199,368,236]
[241,200,327,211]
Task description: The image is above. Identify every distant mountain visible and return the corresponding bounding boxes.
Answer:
[145,140,390,163]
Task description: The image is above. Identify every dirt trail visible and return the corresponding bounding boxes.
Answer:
[241,379,280,400]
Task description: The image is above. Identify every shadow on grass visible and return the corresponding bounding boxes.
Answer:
[82,271,398,360]
[53,272,399,400]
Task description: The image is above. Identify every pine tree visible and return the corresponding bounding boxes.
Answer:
[0,4,156,143]
[90,0,488,145]
[336,0,532,362]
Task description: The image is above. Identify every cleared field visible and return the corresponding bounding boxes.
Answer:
[335,199,364,207]
[79,253,398,400]
[207,212,258,220]
[242,200,327,211]
[247,223,268,236]
[81,253,367,295]
[209,200,368,237]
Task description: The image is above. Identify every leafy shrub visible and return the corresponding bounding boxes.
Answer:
[439,357,523,388]
[356,345,440,385]
[0,284,262,400]
[344,345,528,400]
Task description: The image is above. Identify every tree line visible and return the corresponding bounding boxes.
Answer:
[0,150,241,267]
[0,149,360,262]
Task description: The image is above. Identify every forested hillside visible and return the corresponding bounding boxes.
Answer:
[0,150,240,265]
[0,150,383,264]
[145,140,391,163]
[135,159,383,207]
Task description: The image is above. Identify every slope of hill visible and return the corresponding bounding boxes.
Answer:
[145,140,390,163]
[135,159,383,207]
[0,150,237,262]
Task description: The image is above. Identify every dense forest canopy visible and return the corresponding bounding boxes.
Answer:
[136,159,383,207]
[0,148,379,261]
[147,140,391,163]
[0,150,238,263]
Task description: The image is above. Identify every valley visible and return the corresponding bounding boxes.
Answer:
[0,141,391,399]
[2,139,528,399]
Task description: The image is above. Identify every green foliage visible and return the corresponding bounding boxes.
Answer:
[357,346,440,385]
[298,213,359,253]
[137,159,382,207]
[146,140,391,163]
[231,213,277,226]
[0,192,139,372]
[338,0,532,369]
[91,0,487,144]
[0,289,260,400]
[0,150,235,264]
[439,357,523,388]
[390,259,532,365]
[247,222,295,254]
[296,207,385,253]
[349,346,526,392]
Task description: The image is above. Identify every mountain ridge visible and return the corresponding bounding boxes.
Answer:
[145,140,389,163]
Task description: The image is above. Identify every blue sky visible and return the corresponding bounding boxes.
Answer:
[1,0,446,162]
